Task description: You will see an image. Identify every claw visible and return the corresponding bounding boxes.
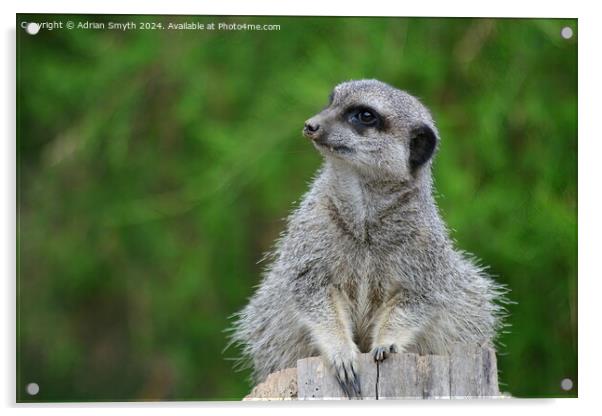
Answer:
[352,375,362,397]
[333,359,362,399]
[372,343,399,362]
[336,375,353,398]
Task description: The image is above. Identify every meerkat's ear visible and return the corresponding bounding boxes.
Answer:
[409,124,438,169]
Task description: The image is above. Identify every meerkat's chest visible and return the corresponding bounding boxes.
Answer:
[331,252,397,348]
[332,246,400,297]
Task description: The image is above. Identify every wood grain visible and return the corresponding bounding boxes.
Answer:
[245,344,501,400]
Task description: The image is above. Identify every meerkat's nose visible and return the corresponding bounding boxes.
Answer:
[303,120,321,138]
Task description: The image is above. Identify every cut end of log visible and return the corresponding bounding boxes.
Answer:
[244,344,504,400]
[243,368,298,400]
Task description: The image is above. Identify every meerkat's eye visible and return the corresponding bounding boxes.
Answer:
[348,107,381,129]
[358,110,376,124]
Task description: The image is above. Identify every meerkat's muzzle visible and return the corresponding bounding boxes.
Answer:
[303,119,322,139]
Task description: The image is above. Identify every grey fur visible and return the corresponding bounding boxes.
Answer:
[227,79,508,394]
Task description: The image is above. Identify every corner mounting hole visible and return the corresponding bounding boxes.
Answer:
[561,26,573,39]
[26,382,40,396]
[560,378,573,391]
[25,22,40,35]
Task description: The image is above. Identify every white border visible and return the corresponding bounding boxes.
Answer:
[3,1,600,415]
[5,0,581,18]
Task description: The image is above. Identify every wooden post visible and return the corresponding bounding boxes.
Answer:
[244,344,501,400]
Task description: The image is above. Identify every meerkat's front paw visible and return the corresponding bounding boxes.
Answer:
[329,351,362,399]
[371,343,399,362]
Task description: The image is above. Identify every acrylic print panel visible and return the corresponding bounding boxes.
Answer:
[16,14,577,401]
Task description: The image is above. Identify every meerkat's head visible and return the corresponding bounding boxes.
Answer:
[303,79,439,180]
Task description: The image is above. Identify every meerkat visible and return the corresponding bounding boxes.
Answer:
[228,79,507,399]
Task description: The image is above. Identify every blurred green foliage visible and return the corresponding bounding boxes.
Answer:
[17,15,577,401]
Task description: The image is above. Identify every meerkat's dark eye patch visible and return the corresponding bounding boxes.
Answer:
[409,124,438,169]
[345,106,383,131]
